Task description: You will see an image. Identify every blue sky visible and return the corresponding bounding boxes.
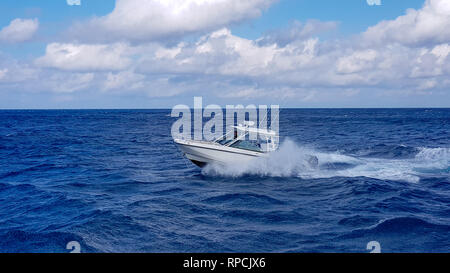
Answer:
[234,0,425,38]
[0,0,449,108]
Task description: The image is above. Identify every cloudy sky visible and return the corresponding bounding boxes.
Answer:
[0,0,449,108]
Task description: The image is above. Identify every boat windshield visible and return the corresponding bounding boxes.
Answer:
[229,140,262,152]
[215,126,278,152]
[217,139,234,146]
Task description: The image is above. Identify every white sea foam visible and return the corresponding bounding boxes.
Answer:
[416,147,450,162]
[202,140,450,183]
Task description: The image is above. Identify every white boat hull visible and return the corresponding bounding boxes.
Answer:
[174,139,264,167]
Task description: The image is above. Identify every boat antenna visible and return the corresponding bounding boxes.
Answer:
[259,107,280,131]
[259,108,268,129]
[270,107,279,131]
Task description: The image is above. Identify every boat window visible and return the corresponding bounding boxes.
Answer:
[230,140,262,152]
[217,139,234,146]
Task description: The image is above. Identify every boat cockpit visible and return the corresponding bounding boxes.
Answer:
[214,122,279,153]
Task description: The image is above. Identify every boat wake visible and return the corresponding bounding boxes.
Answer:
[202,140,450,183]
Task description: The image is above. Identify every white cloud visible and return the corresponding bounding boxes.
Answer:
[4,1,450,106]
[336,49,378,74]
[35,43,132,71]
[134,28,450,95]
[137,28,318,78]
[431,43,450,63]
[0,18,39,43]
[410,43,450,78]
[258,19,338,46]
[0,56,95,93]
[362,0,450,46]
[54,25,441,99]
[46,73,94,93]
[70,0,275,42]
[0,56,38,84]
[417,79,437,90]
[102,70,146,91]
[155,45,183,59]
[0,68,7,80]
[22,22,450,101]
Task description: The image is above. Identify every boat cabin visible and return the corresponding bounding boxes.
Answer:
[215,122,279,153]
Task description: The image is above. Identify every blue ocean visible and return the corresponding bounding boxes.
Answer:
[0,109,449,253]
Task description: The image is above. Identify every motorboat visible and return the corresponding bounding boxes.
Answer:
[174,121,279,167]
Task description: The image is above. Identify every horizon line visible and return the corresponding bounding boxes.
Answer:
[0,107,449,110]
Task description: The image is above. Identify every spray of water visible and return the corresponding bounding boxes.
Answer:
[202,140,450,183]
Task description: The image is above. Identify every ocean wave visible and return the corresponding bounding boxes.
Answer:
[203,193,285,206]
[416,147,450,161]
[0,163,58,180]
[0,230,97,253]
[202,140,449,183]
[358,144,420,159]
[341,216,450,239]
[1,109,448,252]
[221,209,310,225]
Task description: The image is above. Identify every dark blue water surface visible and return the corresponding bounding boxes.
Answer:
[0,109,449,253]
